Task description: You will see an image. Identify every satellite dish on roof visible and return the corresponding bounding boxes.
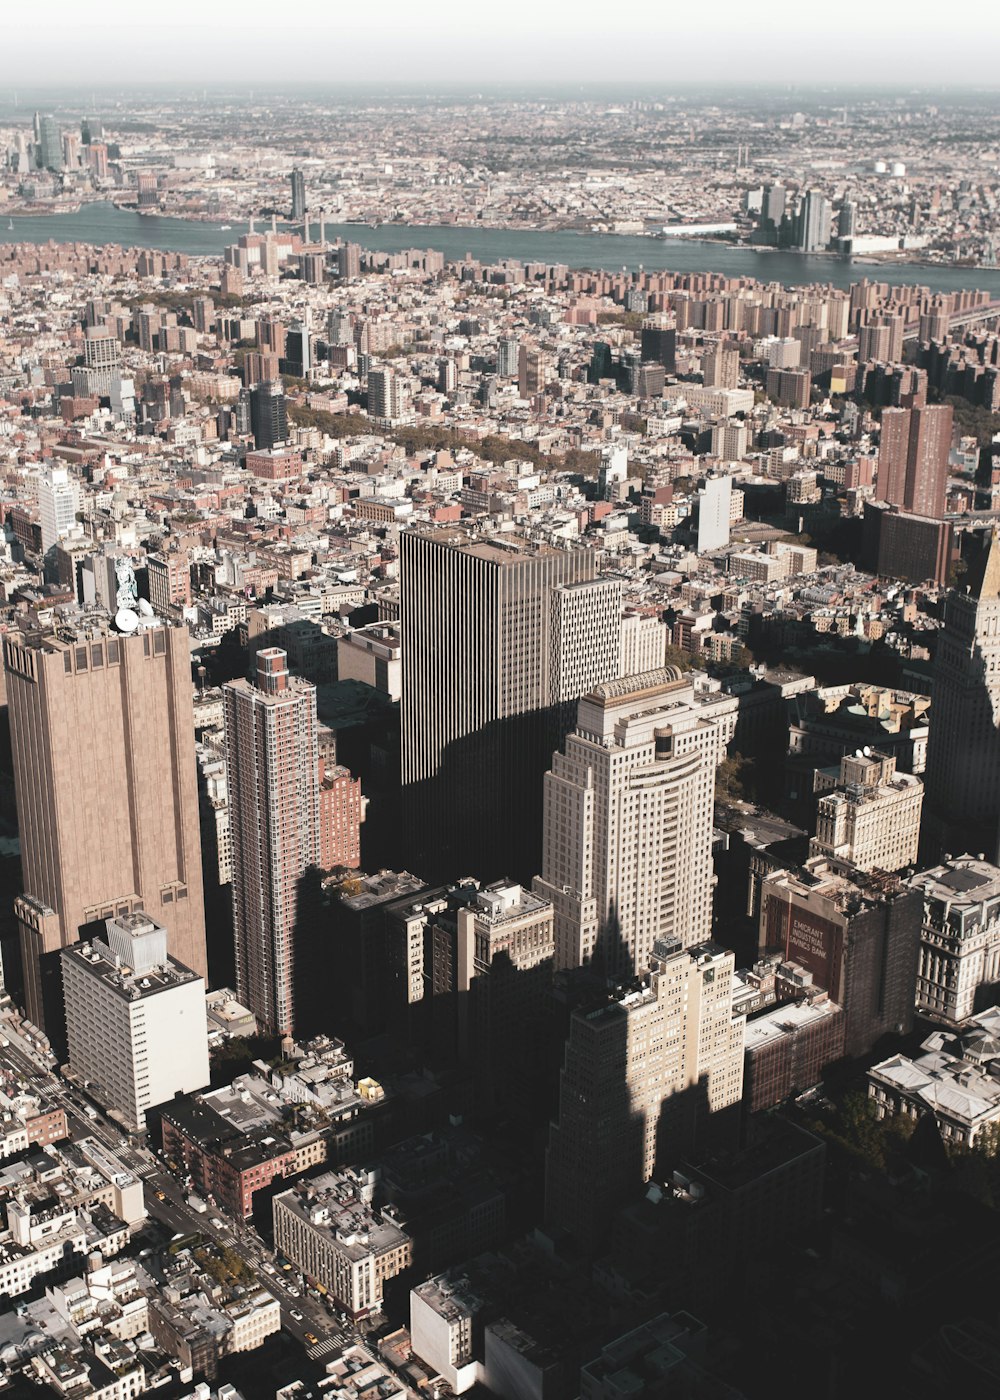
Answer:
[137,598,154,617]
[115,608,139,634]
[863,746,872,757]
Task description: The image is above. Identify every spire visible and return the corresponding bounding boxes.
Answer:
[968,527,1000,600]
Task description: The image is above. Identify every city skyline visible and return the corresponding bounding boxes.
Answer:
[0,50,999,1400]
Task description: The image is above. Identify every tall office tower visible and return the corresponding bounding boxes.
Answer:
[639,322,677,373]
[36,115,63,171]
[5,620,207,1033]
[496,336,520,378]
[400,528,621,881]
[37,465,80,556]
[83,329,119,385]
[797,191,831,253]
[923,531,1000,861]
[62,913,209,1131]
[368,366,406,423]
[620,611,668,676]
[702,346,740,390]
[290,168,306,220]
[545,939,744,1250]
[877,404,952,519]
[533,670,736,975]
[249,379,288,450]
[224,648,319,1036]
[809,750,923,872]
[761,183,786,234]
[837,199,857,242]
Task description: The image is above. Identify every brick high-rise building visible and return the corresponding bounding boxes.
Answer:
[5,619,206,1033]
[146,552,192,613]
[702,346,740,389]
[534,669,736,974]
[400,528,621,881]
[759,860,921,1057]
[318,757,364,872]
[545,939,744,1250]
[224,648,319,1035]
[877,404,953,519]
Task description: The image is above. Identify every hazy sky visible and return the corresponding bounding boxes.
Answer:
[7,1,1000,87]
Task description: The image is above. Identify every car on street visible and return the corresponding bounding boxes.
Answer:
[290,1309,303,1322]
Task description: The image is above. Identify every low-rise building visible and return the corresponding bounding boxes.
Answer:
[869,1007,1000,1149]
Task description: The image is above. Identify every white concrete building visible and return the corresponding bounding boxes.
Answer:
[534,669,736,973]
[62,912,209,1132]
[410,1274,486,1393]
[38,464,81,555]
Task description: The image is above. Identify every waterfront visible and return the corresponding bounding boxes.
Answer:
[4,202,1000,297]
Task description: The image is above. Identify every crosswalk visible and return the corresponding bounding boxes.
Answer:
[307,1335,344,1361]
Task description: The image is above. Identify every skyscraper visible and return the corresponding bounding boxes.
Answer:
[37,465,80,556]
[533,669,736,974]
[877,404,953,519]
[400,528,621,881]
[224,648,319,1035]
[290,168,306,220]
[249,379,288,450]
[5,619,207,1032]
[923,531,1000,861]
[797,191,831,253]
[36,114,63,172]
[545,939,745,1250]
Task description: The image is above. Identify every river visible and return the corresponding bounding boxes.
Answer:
[4,201,1000,297]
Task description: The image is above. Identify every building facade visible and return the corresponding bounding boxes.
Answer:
[923,531,1000,861]
[273,1169,412,1318]
[912,856,1000,1024]
[400,527,620,881]
[809,750,923,872]
[62,913,209,1131]
[533,669,736,974]
[224,648,320,1035]
[5,620,206,1033]
[545,939,744,1249]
